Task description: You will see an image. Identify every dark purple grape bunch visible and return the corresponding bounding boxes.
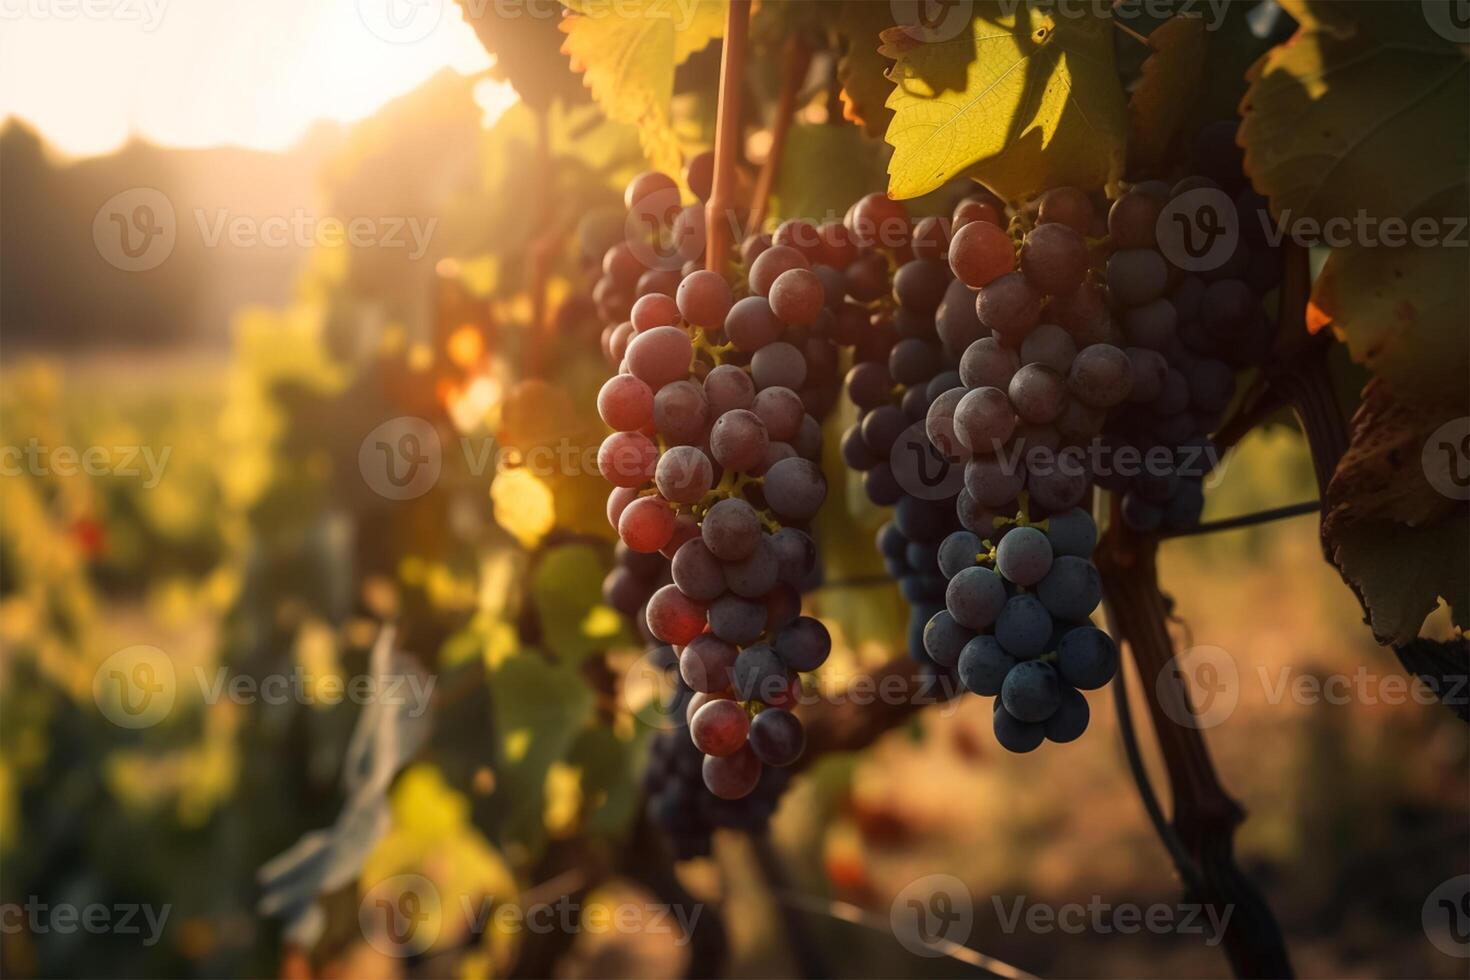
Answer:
[1097,126,1280,533]
[645,724,792,860]
[595,163,850,800]
[925,504,1118,752]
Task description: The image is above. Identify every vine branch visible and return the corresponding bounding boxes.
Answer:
[705,0,751,278]
[748,35,810,235]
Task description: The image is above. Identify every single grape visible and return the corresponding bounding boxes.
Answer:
[631,292,681,332]
[752,386,805,442]
[964,455,1026,509]
[703,744,762,799]
[598,430,658,488]
[992,703,1045,753]
[1044,508,1098,558]
[763,457,827,521]
[995,594,1052,659]
[949,219,1016,288]
[751,342,807,391]
[976,272,1041,345]
[1057,626,1118,689]
[1001,659,1062,722]
[889,337,942,386]
[672,538,727,601]
[861,404,908,457]
[945,565,1007,630]
[923,610,974,668]
[1008,363,1068,425]
[953,386,1018,455]
[995,525,1053,586]
[725,296,784,352]
[749,245,810,297]
[680,634,739,693]
[1044,687,1090,742]
[1108,190,1163,248]
[702,497,761,561]
[769,268,825,326]
[1036,555,1101,620]
[704,363,756,414]
[925,387,967,460]
[606,486,639,529]
[844,252,889,302]
[709,593,767,645]
[1026,446,1092,512]
[841,424,877,470]
[847,192,910,249]
[598,373,654,432]
[653,379,709,445]
[1067,344,1134,408]
[953,195,1004,230]
[893,258,953,315]
[626,325,694,389]
[774,616,831,671]
[724,535,780,598]
[863,464,903,506]
[624,170,677,211]
[677,269,733,327]
[1106,249,1169,306]
[749,709,804,767]
[655,445,713,504]
[1020,222,1089,296]
[1036,186,1094,235]
[894,495,951,543]
[937,530,982,579]
[1126,346,1169,404]
[956,635,1015,696]
[1019,323,1077,374]
[960,336,1021,390]
[646,584,708,645]
[733,644,789,703]
[709,408,770,473]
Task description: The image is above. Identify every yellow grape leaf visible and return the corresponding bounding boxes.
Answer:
[560,0,727,174]
[1240,0,1468,229]
[1126,15,1206,176]
[882,4,1126,202]
[1309,239,1470,411]
[835,0,897,138]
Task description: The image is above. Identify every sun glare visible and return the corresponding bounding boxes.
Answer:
[0,0,498,158]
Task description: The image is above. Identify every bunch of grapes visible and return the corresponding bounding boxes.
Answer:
[925,507,1119,751]
[644,724,792,860]
[596,163,848,800]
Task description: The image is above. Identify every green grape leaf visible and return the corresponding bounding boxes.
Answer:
[1239,0,1469,229]
[564,725,648,837]
[454,0,588,109]
[486,651,594,854]
[559,0,727,174]
[1309,238,1470,410]
[1126,15,1206,176]
[772,124,885,221]
[881,3,1127,202]
[532,544,625,663]
[1323,378,1470,645]
[835,0,898,138]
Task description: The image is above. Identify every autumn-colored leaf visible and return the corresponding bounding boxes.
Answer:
[881,3,1127,202]
[1323,378,1470,645]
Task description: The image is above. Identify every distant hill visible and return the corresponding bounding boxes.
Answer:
[1,69,485,353]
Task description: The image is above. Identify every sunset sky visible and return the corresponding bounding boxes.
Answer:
[0,0,512,157]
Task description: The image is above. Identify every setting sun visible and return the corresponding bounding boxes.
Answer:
[0,0,498,157]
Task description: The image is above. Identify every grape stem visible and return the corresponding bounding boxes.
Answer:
[705,0,751,278]
[1097,511,1295,978]
[748,34,811,235]
[1159,500,1320,539]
